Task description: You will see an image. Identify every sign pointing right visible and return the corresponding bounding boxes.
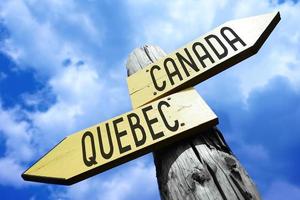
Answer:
[127,11,281,109]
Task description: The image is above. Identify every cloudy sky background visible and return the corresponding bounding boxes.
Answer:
[0,0,300,199]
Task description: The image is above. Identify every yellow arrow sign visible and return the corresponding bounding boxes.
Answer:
[127,11,280,109]
[22,88,218,185]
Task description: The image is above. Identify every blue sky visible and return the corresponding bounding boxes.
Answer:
[0,0,300,199]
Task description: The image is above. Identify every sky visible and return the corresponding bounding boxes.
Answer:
[0,0,300,199]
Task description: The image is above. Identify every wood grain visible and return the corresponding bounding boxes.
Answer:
[126,45,261,200]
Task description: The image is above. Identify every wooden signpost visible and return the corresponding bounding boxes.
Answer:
[127,11,280,108]
[22,88,217,185]
[128,46,261,200]
[22,11,280,199]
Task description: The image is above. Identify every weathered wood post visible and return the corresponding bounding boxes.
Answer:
[126,45,261,200]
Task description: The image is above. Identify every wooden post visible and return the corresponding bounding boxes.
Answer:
[126,45,261,200]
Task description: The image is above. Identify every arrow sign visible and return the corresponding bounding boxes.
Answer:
[127,11,280,109]
[22,88,218,185]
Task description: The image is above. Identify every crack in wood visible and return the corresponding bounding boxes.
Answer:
[144,45,154,63]
[127,45,261,200]
[205,160,228,200]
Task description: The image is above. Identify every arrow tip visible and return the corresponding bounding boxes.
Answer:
[22,172,71,185]
[21,137,74,185]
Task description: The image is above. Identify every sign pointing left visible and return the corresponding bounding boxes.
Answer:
[22,88,217,185]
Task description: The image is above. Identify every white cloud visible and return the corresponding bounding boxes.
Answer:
[229,0,300,98]
[264,180,300,200]
[50,157,159,200]
[0,103,34,187]
[126,0,224,51]
[0,0,129,188]
[28,65,104,150]
[126,0,300,99]
[0,62,129,187]
[0,104,34,163]
[0,0,130,148]
[0,0,103,76]
[0,0,299,199]
[0,158,26,187]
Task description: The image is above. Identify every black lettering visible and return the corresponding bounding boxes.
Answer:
[81,131,97,167]
[142,105,164,140]
[113,117,131,154]
[127,113,146,147]
[220,27,246,51]
[205,34,228,59]
[97,124,114,160]
[192,42,215,68]
[176,48,199,77]
[164,57,183,85]
[158,101,179,132]
[150,65,166,91]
